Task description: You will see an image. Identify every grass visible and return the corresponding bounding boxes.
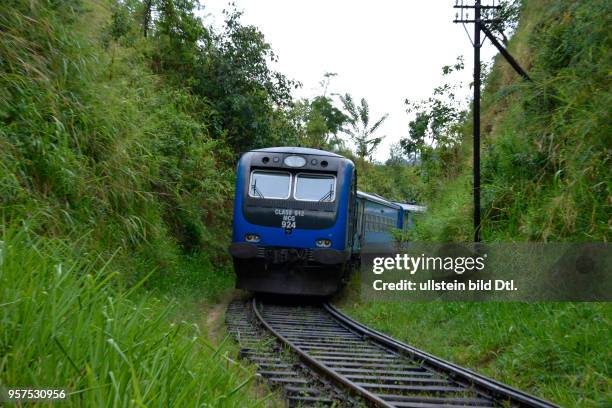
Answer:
[353,6,612,404]
[1,0,609,406]
[408,0,611,242]
[0,0,235,283]
[0,1,271,404]
[0,226,269,406]
[337,299,611,407]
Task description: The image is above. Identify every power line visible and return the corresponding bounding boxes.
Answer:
[453,0,531,242]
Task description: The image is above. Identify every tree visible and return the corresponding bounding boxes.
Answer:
[151,0,208,78]
[288,73,348,150]
[319,72,337,97]
[400,56,466,159]
[386,143,410,166]
[401,111,429,159]
[191,8,298,153]
[482,0,523,45]
[142,0,153,37]
[307,96,347,148]
[340,94,388,161]
[133,1,299,153]
[290,96,348,150]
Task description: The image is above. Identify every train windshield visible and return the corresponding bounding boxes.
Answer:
[249,171,291,199]
[294,174,336,202]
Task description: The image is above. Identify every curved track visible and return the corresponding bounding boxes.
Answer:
[226,299,560,408]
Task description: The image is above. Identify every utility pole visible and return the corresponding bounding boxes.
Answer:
[453,0,531,242]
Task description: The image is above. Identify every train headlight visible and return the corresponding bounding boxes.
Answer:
[245,233,260,243]
[315,239,332,248]
[283,155,306,167]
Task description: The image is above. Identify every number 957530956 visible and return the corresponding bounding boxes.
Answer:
[3,388,67,401]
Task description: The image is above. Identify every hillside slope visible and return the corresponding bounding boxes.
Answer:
[0,1,270,404]
[412,0,611,242]
[340,2,611,406]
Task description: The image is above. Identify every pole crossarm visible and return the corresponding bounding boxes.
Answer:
[453,5,501,9]
[453,19,502,24]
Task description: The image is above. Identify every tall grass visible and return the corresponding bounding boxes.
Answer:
[0,227,261,406]
[344,3,612,407]
[0,0,235,285]
[0,2,262,403]
[411,0,611,242]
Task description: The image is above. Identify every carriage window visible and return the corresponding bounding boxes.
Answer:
[249,171,291,199]
[294,174,336,202]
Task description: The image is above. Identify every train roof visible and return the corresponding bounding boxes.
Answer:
[251,146,343,158]
[394,202,427,213]
[357,191,401,208]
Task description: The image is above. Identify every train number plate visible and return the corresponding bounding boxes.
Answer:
[275,208,304,230]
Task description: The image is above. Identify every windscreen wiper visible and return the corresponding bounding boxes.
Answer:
[251,181,264,198]
[318,186,334,202]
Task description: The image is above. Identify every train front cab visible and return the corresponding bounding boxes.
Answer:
[229,147,357,296]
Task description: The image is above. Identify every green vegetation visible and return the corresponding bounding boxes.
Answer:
[389,0,611,242]
[0,0,240,289]
[0,0,293,404]
[339,94,388,161]
[1,0,609,406]
[474,0,611,241]
[1,227,259,406]
[339,2,612,408]
[338,300,611,407]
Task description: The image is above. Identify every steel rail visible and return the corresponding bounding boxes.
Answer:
[324,303,560,408]
[251,298,394,408]
[247,298,560,407]
[226,300,351,406]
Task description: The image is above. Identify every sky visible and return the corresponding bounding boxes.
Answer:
[199,1,499,161]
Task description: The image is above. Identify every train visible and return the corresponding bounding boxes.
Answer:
[229,147,425,296]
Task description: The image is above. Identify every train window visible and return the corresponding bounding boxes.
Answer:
[294,174,336,202]
[248,171,291,199]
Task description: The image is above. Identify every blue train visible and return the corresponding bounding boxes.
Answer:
[229,147,425,296]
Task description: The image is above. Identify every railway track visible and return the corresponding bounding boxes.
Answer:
[226,299,560,408]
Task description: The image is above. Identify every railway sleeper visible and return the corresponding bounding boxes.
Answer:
[230,299,558,408]
[376,394,496,406]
